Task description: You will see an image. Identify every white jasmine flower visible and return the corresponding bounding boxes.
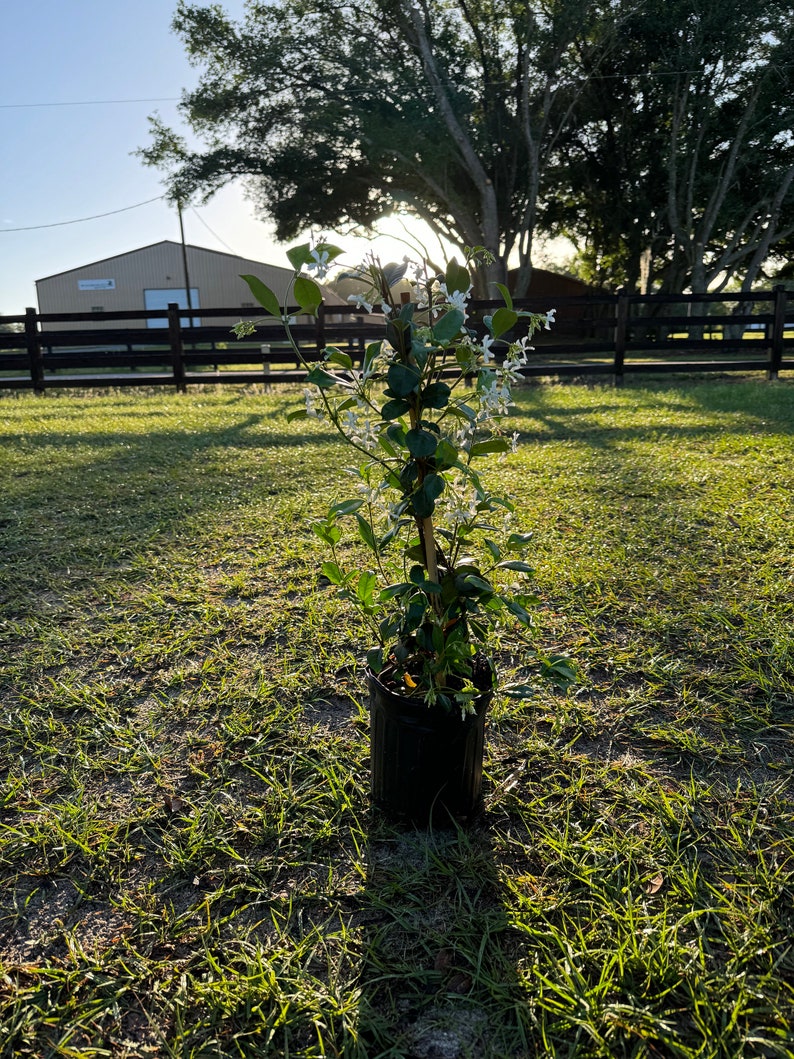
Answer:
[351,418,378,452]
[545,309,556,330]
[447,289,469,314]
[357,483,382,504]
[306,248,330,279]
[510,431,520,453]
[303,388,319,418]
[347,293,374,314]
[454,423,475,452]
[438,282,472,319]
[343,410,360,433]
[477,374,513,419]
[410,283,429,309]
[481,334,496,364]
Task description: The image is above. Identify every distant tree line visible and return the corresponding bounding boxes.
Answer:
[141,0,794,297]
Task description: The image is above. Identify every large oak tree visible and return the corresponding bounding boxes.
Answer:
[548,0,794,292]
[141,0,609,296]
[143,0,793,295]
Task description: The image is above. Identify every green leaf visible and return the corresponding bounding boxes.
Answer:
[386,318,411,356]
[378,433,397,457]
[490,306,518,339]
[462,574,494,595]
[434,439,459,471]
[382,260,408,288]
[286,242,313,270]
[387,362,421,397]
[330,498,363,516]
[305,365,337,388]
[356,570,377,604]
[484,539,501,561]
[240,274,281,317]
[432,308,465,345]
[411,339,429,369]
[445,258,471,298]
[505,598,533,626]
[380,582,413,601]
[495,283,513,310]
[496,560,535,574]
[507,532,533,550]
[400,462,419,489]
[405,428,438,457]
[286,408,309,423]
[379,520,404,548]
[501,684,538,700]
[313,242,345,263]
[321,561,344,585]
[356,514,378,552]
[312,522,341,546]
[366,646,384,673]
[294,276,323,316]
[455,345,478,372]
[363,341,382,374]
[421,381,451,409]
[446,403,477,422]
[387,423,407,448]
[324,347,352,369]
[412,473,444,518]
[381,398,411,421]
[409,564,425,585]
[540,655,578,688]
[470,437,510,456]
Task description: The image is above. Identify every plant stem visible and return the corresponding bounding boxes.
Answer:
[421,516,440,586]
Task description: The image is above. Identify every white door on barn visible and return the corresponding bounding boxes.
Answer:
[144,288,201,328]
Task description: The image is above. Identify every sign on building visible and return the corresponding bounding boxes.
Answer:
[78,279,116,291]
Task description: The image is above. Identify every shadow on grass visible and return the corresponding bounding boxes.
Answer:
[356,819,534,1059]
[510,376,794,447]
[1,411,344,617]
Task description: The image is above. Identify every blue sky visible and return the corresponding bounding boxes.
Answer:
[1,2,539,316]
[0,0,293,314]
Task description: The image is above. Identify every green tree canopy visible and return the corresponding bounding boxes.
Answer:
[142,0,794,295]
[141,0,611,296]
[548,0,794,292]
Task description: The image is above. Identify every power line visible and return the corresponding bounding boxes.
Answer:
[0,196,165,233]
[190,207,239,254]
[0,69,735,111]
[0,97,180,109]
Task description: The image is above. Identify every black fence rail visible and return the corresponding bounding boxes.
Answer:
[1,287,792,393]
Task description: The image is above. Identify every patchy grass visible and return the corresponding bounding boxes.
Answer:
[0,378,792,1058]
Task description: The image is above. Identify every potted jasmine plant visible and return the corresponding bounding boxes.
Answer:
[235,241,572,823]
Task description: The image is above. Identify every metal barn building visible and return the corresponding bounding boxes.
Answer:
[35,241,297,331]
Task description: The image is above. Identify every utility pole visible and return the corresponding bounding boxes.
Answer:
[177,201,194,325]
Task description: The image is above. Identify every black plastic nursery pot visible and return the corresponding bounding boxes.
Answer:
[368,669,493,825]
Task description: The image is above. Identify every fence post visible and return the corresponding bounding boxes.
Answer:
[768,285,786,381]
[25,307,45,394]
[167,303,187,393]
[613,289,629,386]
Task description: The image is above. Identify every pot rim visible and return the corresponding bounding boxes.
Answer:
[366,664,494,718]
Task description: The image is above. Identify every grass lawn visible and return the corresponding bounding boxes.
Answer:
[0,377,792,1058]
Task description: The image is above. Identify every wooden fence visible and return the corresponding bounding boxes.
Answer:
[0,287,791,393]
